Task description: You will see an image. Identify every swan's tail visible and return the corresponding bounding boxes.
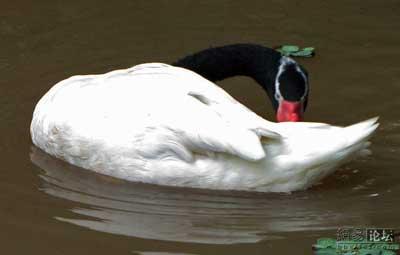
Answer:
[340,117,379,159]
[277,117,379,191]
[305,117,379,184]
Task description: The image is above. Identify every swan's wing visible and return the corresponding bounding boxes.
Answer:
[128,64,281,162]
[40,63,279,163]
[124,100,269,163]
[187,90,281,139]
[151,91,281,162]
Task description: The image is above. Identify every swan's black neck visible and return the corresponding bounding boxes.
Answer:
[173,44,282,94]
[173,44,309,117]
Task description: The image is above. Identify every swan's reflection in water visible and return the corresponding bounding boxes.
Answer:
[31,146,371,244]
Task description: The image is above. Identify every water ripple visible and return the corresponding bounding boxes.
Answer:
[30,146,395,244]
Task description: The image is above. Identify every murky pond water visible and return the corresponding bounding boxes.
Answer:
[1,0,400,254]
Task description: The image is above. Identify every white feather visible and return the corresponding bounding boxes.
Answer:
[30,63,379,192]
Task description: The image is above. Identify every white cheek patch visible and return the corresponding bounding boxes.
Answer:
[274,56,308,101]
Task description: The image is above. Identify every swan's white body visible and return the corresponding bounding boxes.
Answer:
[31,63,378,192]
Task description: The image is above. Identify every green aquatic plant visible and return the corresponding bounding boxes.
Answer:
[276,45,315,57]
[314,238,337,249]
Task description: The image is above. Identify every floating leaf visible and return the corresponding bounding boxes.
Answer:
[302,47,315,52]
[275,45,315,57]
[382,250,397,255]
[281,45,300,53]
[291,50,314,57]
[315,238,336,249]
[313,248,337,255]
[358,249,383,255]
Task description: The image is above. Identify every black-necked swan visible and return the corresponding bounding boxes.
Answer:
[30,44,378,192]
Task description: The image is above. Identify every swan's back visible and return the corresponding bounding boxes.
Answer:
[31,63,378,192]
[32,63,276,172]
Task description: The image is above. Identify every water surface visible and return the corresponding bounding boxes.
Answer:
[1,0,400,254]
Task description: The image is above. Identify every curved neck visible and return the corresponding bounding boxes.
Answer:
[173,44,282,93]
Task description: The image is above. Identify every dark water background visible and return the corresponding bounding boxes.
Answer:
[1,0,399,254]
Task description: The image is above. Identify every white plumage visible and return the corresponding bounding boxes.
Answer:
[30,63,378,192]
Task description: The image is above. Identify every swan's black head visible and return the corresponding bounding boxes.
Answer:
[271,57,309,122]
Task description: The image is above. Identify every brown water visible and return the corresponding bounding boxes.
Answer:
[1,0,399,254]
